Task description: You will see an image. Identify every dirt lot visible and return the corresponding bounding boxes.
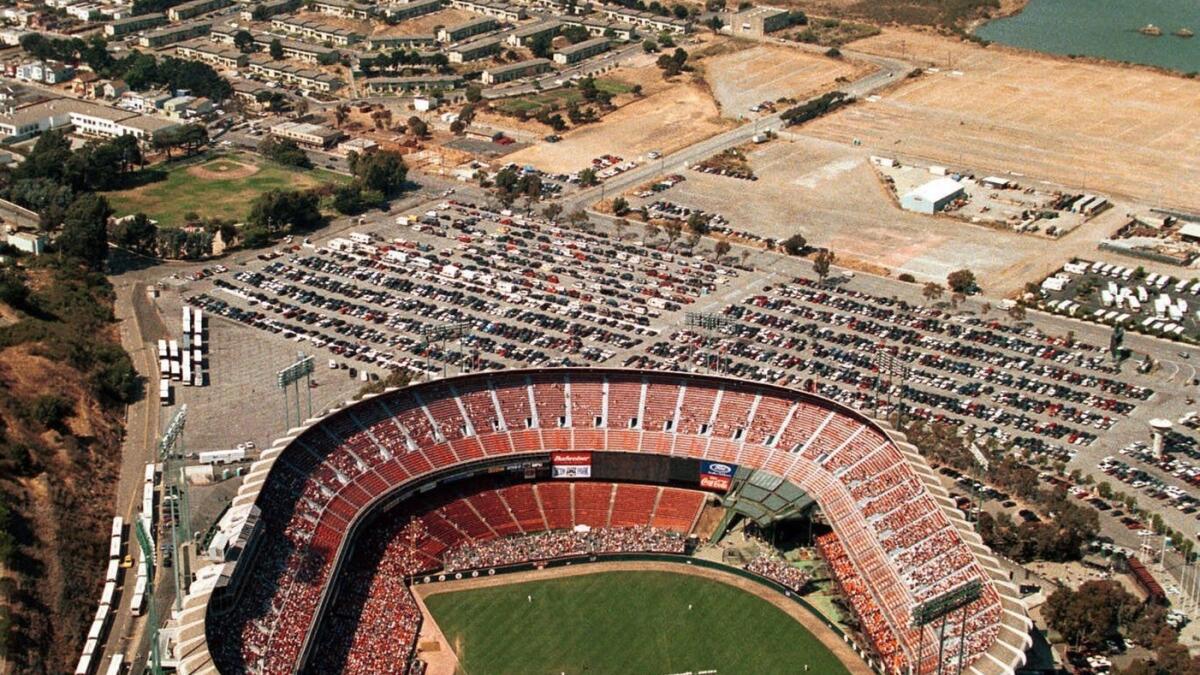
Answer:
[506,72,730,173]
[801,29,1200,211]
[631,134,1108,284]
[704,45,867,117]
[371,8,475,36]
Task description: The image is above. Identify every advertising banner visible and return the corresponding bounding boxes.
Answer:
[699,460,737,491]
[552,451,592,478]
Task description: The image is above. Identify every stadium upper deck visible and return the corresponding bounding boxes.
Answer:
[172,368,1031,675]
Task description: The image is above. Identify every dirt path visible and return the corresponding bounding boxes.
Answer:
[413,560,873,675]
[410,588,464,675]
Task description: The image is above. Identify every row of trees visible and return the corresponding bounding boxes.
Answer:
[18,34,232,101]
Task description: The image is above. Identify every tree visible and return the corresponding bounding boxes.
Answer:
[406,116,428,137]
[567,209,590,229]
[923,282,944,303]
[258,136,312,168]
[1008,304,1027,321]
[529,32,553,58]
[16,130,74,185]
[947,268,977,294]
[714,240,731,261]
[351,150,408,196]
[781,232,807,255]
[813,249,835,282]
[643,39,658,53]
[234,30,256,53]
[109,213,158,255]
[269,38,284,60]
[686,212,709,235]
[614,218,629,240]
[465,86,482,103]
[247,189,323,234]
[59,194,113,270]
[542,203,563,222]
[1044,580,1136,647]
[578,168,598,186]
[611,196,629,216]
[664,221,682,248]
[645,221,660,242]
[563,25,589,44]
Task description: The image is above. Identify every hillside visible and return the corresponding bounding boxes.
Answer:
[0,259,138,673]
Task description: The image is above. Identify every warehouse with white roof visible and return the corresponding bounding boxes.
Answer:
[900,177,965,214]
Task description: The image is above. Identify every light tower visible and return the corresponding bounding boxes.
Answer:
[1150,418,1173,458]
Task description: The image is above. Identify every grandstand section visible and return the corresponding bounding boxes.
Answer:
[172,369,1031,675]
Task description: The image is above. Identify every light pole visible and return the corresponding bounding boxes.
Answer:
[685,312,735,374]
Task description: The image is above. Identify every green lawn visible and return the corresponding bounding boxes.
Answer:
[104,153,346,227]
[425,570,849,675]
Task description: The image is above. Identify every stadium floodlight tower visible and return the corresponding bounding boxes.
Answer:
[685,312,735,374]
[910,579,982,675]
[134,518,164,675]
[278,353,315,430]
[158,405,191,612]
[421,320,472,380]
[872,348,911,420]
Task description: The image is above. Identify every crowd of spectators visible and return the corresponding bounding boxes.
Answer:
[442,526,687,572]
[744,555,810,592]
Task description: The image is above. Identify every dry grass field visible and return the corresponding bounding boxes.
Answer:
[801,30,1200,210]
[506,68,730,172]
[703,45,867,117]
[372,8,475,36]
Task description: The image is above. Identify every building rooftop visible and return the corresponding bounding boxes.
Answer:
[904,177,965,203]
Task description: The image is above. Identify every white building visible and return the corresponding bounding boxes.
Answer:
[899,177,965,215]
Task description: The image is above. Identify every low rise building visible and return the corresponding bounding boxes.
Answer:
[138,20,212,48]
[559,16,635,40]
[270,120,343,147]
[271,15,362,46]
[437,16,498,43]
[900,177,965,215]
[446,0,524,20]
[338,137,376,155]
[176,40,248,69]
[0,98,180,144]
[167,0,231,21]
[381,0,442,22]
[727,5,789,37]
[7,231,47,255]
[553,37,607,64]
[481,57,550,84]
[506,19,559,47]
[365,34,436,51]
[309,0,373,19]
[247,57,343,92]
[104,12,166,37]
[595,6,688,33]
[361,73,463,94]
[240,0,300,20]
[447,35,501,63]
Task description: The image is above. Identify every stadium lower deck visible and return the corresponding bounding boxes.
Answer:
[175,369,1031,675]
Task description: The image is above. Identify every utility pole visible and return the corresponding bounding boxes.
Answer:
[685,312,735,374]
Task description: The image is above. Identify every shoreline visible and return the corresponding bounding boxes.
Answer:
[964,0,1200,78]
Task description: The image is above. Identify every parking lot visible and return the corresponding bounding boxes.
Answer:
[137,189,1200,574]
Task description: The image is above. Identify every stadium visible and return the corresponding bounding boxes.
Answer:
[171,368,1032,674]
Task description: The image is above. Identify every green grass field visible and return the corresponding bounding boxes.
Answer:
[104,153,346,227]
[425,571,849,675]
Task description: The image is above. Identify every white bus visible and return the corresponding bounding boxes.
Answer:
[105,654,124,675]
[168,340,179,361]
[159,379,171,406]
[182,306,191,334]
[157,339,168,359]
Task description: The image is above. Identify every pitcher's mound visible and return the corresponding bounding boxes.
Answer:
[188,159,259,180]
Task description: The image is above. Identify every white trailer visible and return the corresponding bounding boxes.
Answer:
[159,379,170,406]
[105,654,124,675]
[169,340,179,360]
[198,448,247,465]
[170,360,181,381]
[157,339,168,359]
[182,306,191,334]
[106,558,120,583]
[111,516,123,539]
[193,309,203,335]
[100,580,116,608]
[182,359,192,387]
[159,359,170,376]
[109,535,122,559]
